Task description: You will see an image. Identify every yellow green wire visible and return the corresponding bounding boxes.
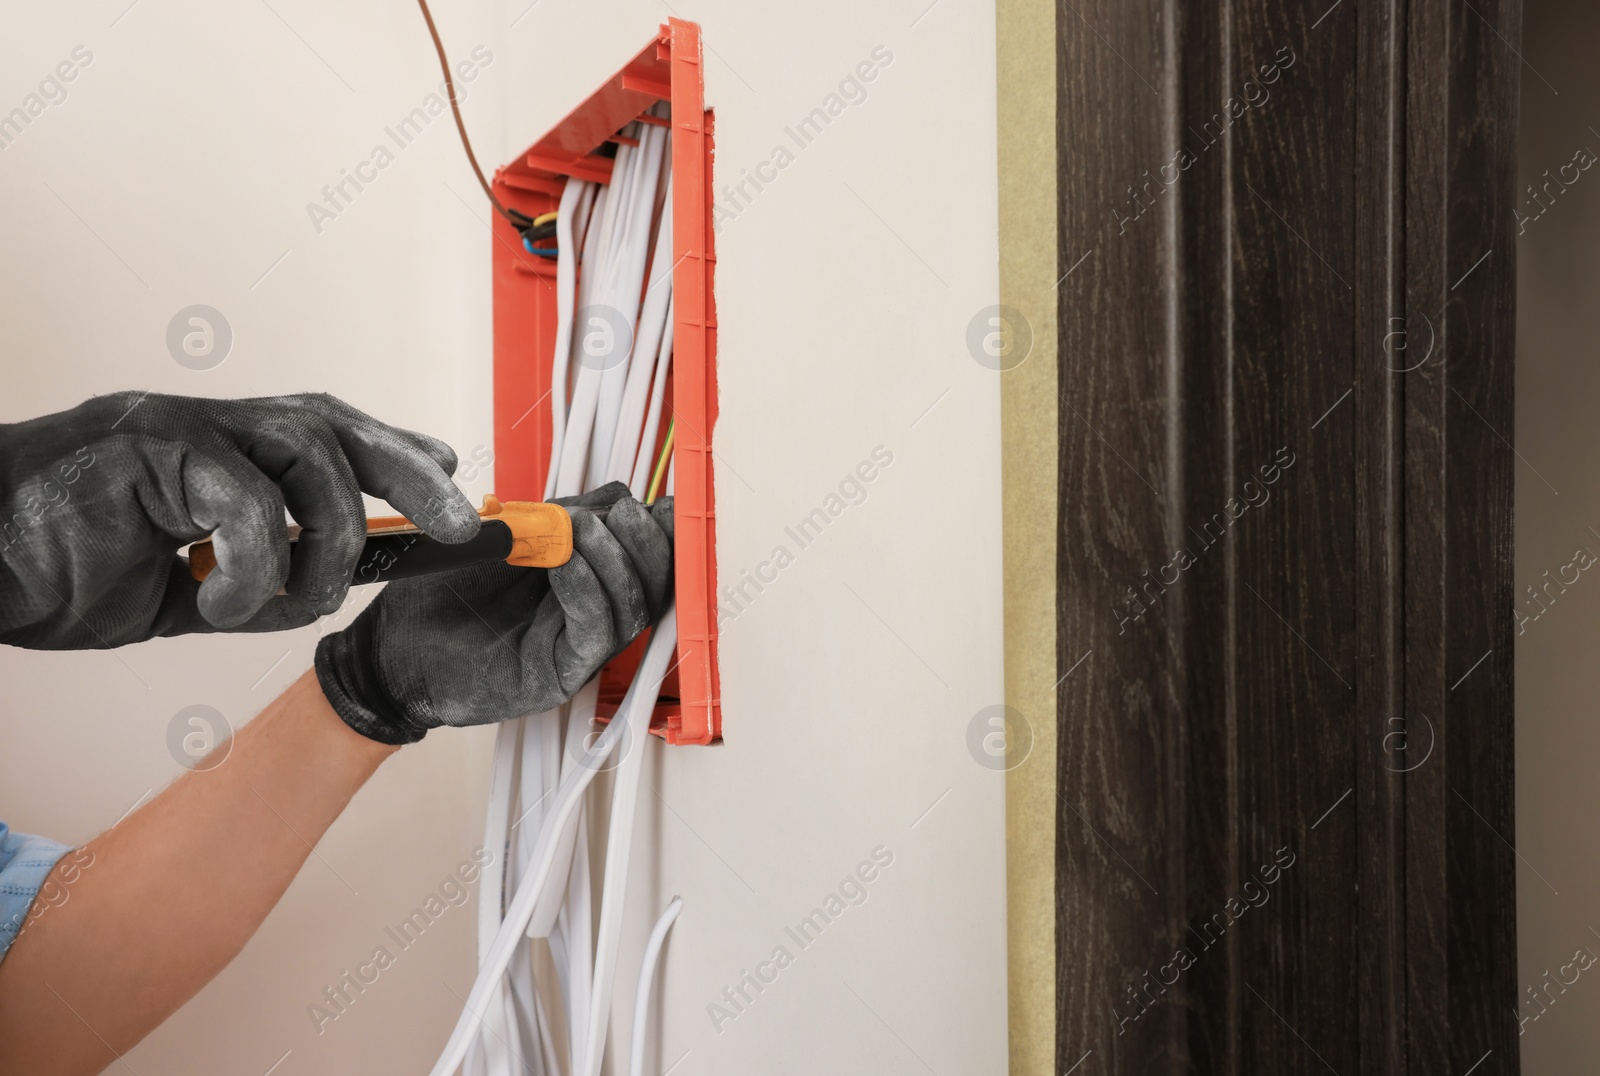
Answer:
[646,418,676,505]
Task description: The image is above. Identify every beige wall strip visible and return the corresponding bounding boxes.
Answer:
[997,0,1058,1072]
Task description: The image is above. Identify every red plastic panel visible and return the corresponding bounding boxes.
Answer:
[490,20,720,743]
[664,21,720,745]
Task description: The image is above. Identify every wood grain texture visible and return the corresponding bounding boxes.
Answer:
[1054,0,1176,1069]
[1054,0,1520,1071]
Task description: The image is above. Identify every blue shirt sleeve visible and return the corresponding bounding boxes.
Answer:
[0,821,71,964]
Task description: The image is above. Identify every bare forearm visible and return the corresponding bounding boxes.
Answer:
[0,668,397,1075]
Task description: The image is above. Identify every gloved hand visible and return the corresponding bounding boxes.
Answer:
[0,392,482,650]
[314,482,674,745]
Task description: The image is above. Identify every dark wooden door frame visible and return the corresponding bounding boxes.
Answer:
[1055,1,1519,1072]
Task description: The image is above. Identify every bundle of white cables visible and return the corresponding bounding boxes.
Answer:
[433,105,683,1076]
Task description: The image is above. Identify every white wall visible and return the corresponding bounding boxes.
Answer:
[0,2,1006,1073]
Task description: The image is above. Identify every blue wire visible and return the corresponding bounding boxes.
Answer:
[522,235,558,258]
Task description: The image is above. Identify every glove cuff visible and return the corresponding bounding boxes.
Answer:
[314,629,428,746]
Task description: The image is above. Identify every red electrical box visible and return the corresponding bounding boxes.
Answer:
[490,20,720,744]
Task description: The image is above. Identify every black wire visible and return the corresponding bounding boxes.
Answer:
[522,221,558,243]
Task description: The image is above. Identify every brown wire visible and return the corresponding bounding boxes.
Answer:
[415,0,524,225]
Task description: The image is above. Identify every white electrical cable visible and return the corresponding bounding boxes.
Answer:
[543,177,589,501]
[545,180,600,500]
[575,679,652,1076]
[506,707,555,1070]
[629,318,675,499]
[458,108,680,1076]
[505,954,541,1076]
[535,152,633,1069]
[506,171,615,1075]
[496,983,521,1074]
[431,607,679,1076]
[469,721,519,1076]
[527,682,599,937]
[478,723,518,952]
[555,142,634,494]
[564,118,667,492]
[605,177,674,489]
[562,808,594,1068]
[545,920,572,1053]
[490,174,602,1075]
[529,959,562,1076]
[587,125,669,486]
[572,129,676,1076]
[555,130,665,1069]
[629,898,683,1076]
[514,704,561,874]
[544,184,604,499]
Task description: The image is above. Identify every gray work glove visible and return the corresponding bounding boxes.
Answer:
[314,482,674,745]
[0,392,482,650]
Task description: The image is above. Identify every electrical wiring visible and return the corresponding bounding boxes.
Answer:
[586,116,667,479]
[586,124,670,486]
[414,0,534,233]
[526,706,585,938]
[505,714,560,1076]
[647,420,676,506]
[545,181,599,501]
[556,693,597,1063]
[557,124,668,494]
[513,700,562,902]
[604,178,675,490]
[430,607,680,1076]
[574,659,654,1076]
[549,179,620,496]
[521,220,559,243]
[425,79,681,1071]
[467,721,520,1076]
[478,726,517,958]
[568,117,676,1076]
[528,960,562,1076]
[629,898,683,1076]
[628,322,675,499]
[520,218,559,258]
